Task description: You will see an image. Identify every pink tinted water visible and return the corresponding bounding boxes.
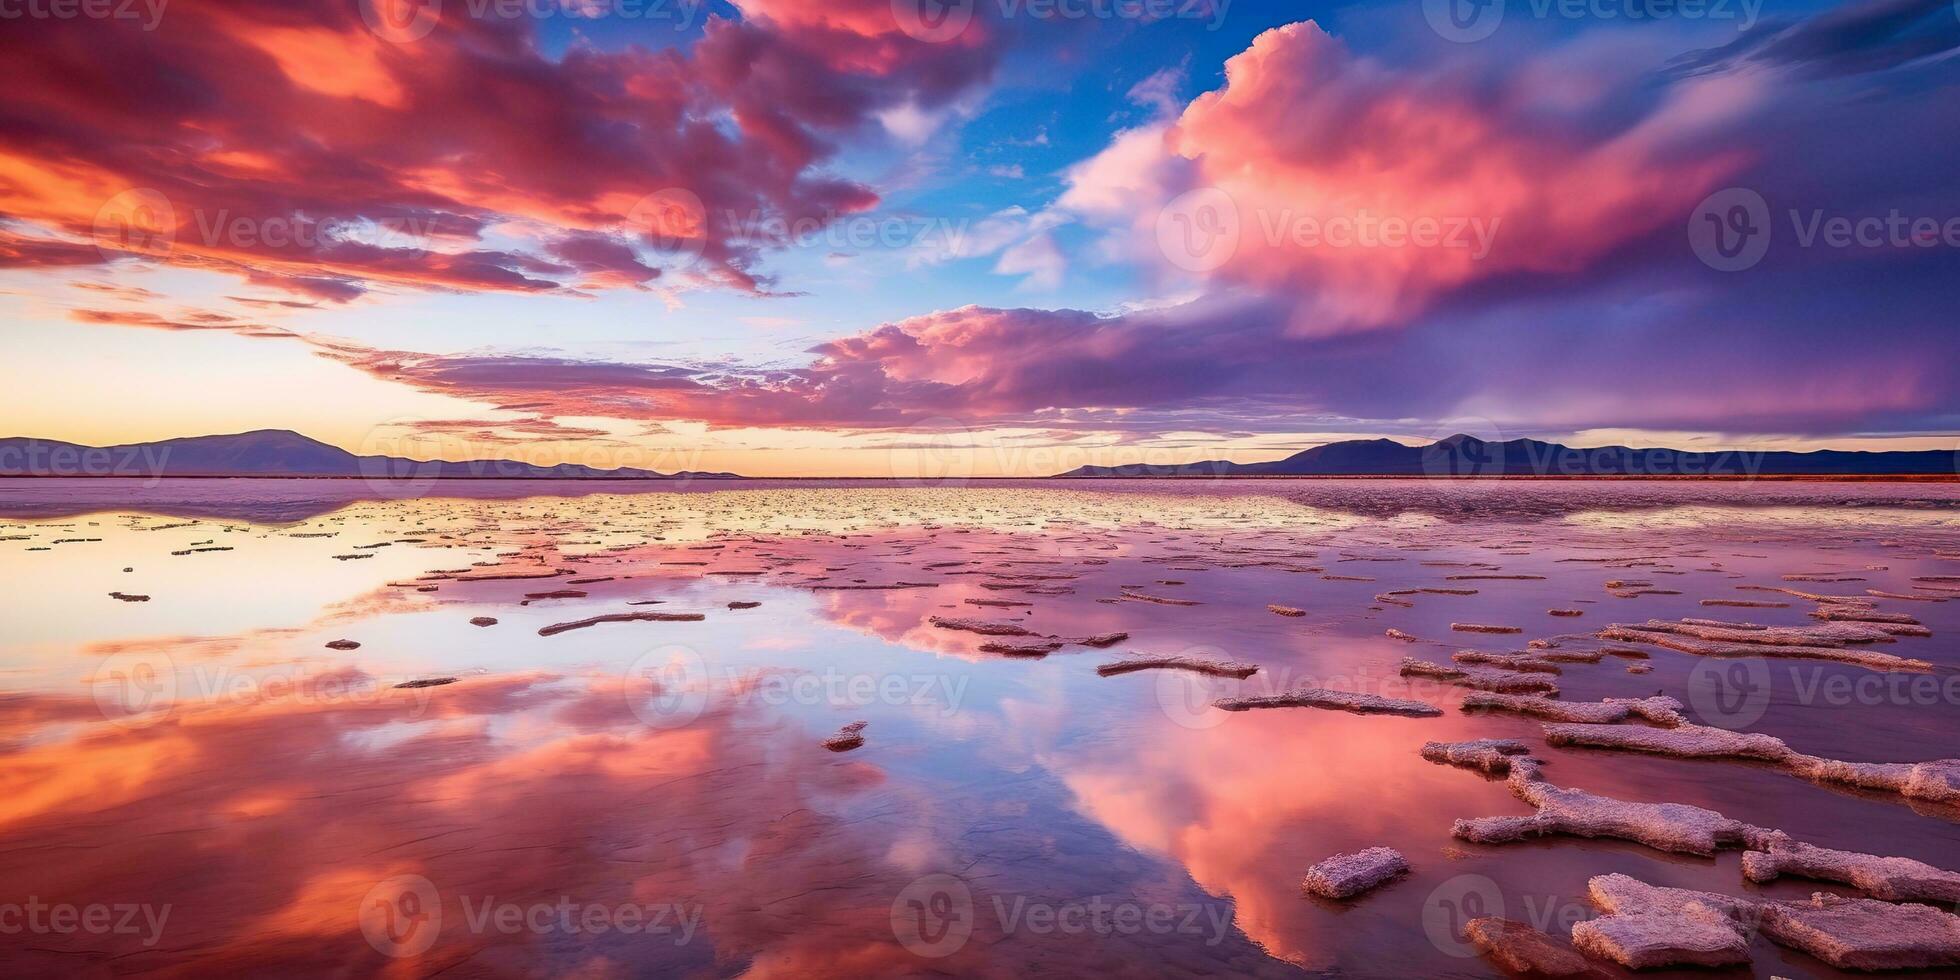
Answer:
[0,479,1957,978]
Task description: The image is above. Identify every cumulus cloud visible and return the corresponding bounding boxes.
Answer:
[1063,20,1757,335]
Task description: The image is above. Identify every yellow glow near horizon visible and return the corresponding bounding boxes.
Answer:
[7,308,1955,479]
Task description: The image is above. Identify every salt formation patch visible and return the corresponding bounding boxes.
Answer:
[536,610,704,636]
[1097,653,1259,678]
[1214,688,1441,717]
[1420,739,1534,776]
[1459,692,1686,726]
[1541,721,1960,805]
[1452,765,1769,856]
[1572,874,1753,969]
[1759,893,1960,970]
[1400,657,1559,695]
[1580,874,1960,971]
[822,720,867,752]
[1300,847,1408,899]
[1743,834,1960,904]
[1452,623,1524,634]
[1451,651,1565,674]
[926,615,1033,636]
[1597,616,1934,670]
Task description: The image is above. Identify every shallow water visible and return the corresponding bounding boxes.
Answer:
[2,479,1958,977]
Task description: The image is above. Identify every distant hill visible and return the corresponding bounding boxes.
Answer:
[1055,434,1960,478]
[0,429,742,480]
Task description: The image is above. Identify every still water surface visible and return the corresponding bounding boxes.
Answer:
[2,479,1957,977]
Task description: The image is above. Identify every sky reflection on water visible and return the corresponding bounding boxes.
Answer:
[3,481,1958,977]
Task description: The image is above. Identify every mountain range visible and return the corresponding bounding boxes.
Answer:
[1056,434,1960,478]
[0,430,741,480]
[1,430,1952,480]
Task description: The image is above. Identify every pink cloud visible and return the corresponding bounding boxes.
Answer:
[309,299,1286,430]
[1068,21,1754,335]
[70,307,301,340]
[0,0,999,300]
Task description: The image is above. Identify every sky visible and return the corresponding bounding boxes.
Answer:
[2,0,1957,476]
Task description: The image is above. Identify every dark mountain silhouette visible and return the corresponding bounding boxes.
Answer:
[0,429,741,479]
[1056,434,1960,478]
